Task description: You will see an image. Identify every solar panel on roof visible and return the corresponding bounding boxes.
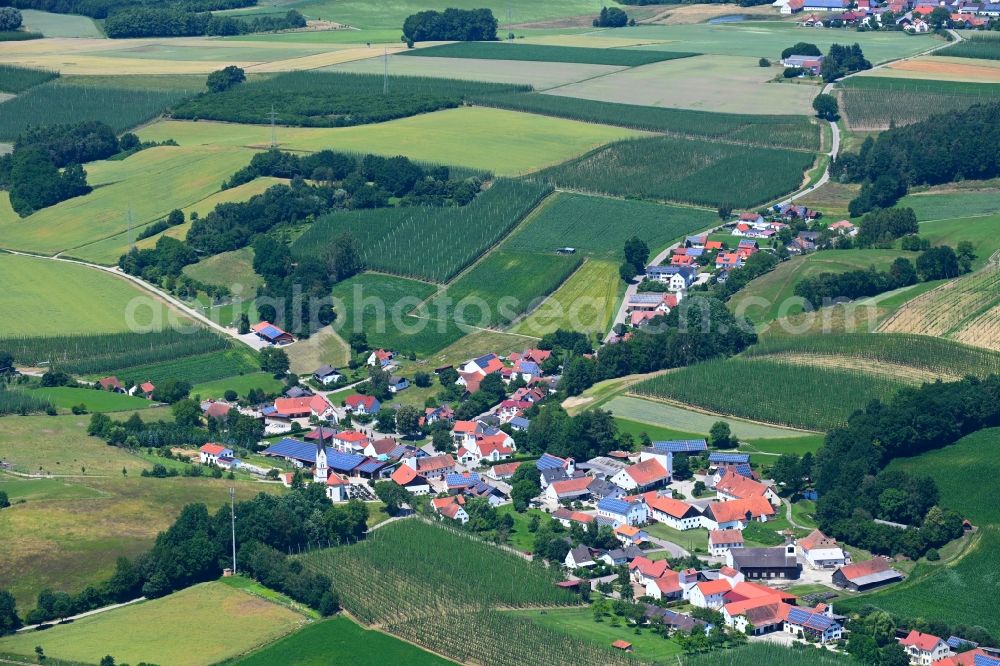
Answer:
[328,451,365,472]
[787,608,834,632]
[974,655,1000,666]
[446,472,480,486]
[263,438,315,463]
[357,459,384,474]
[536,453,565,470]
[732,463,754,478]
[709,452,750,464]
[652,440,707,453]
[598,497,631,514]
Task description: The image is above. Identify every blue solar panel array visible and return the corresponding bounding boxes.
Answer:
[709,452,750,464]
[263,438,317,463]
[652,440,707,453]
[328,451,365,472]
[948,636,979,649]
[257,325,285,339]
[974,656,1000,666]
[446,472,480,487]
[598,497,632,515]
[536,453,566,470]
[731,463,754,479]
[787,608,836,632]
[356,458,386,474]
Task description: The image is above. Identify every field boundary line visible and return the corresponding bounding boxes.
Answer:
[15,596,145,633]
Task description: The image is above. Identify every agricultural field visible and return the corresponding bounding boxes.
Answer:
[916,214,1000,271]
[79,177,288,265]
[889,428,1000,526]
[329,273,452,356]
[502,192,718,259]
[0,80,195,141]
[430,328,540,368]
[604,395,818,440]
[182,247,262,296]
[538,135,815,208]
[294,179,553,283]
[0,582,305,666]
[25,387,155,413]
[331,54,628,90]
[284,326,351,375]
[744,333,1000,380]
[138,107,645,176]
[631,357,908,431]
[0,64,57,94]
[229,615,451,666]
[624,22,937,63]
[510,606,683,661]
[879,265,1000,349]
[476,92,821,150]
[0,411,282,609]
[191,372,284,400]
[171,70,529,127]
[838,77,1000,130]
[546,54,817,116]
[17,9,103,38]
[935,33,1000,61]
[729,249,908,325]
[403,41,696,67]
[113,347,262,386]
[512,259,622,337]
[437,250,582,328]
[0,145,254,257]
[795,181,860,220]
[837,527,1000,637]
[871,55,1000,83]
[0,253,180,336]
[902,190,1000,222]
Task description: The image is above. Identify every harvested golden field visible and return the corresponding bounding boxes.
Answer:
[878,56,1000,83]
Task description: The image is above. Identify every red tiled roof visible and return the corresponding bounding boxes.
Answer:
[900,630,945,653]
[551,477,593,495]
[200,443,227,455]
[696,579,731,596]
[716,469,770,500]
[624,459,668,486]
[367,438,397,456]
[653,572,682,594]
[345,394,377,409]
[629,557,669,578]
[490,462,522,477]
[432,495,465,510]
[709,528,745,545]
[719,566,739,578]
[274,395,331,416]
[937,649,993,666]
[643,493,695,519]
[453,420,478,434]
[417,454,455,472]
[837,557,895,582]
[611,640,632,650]
[439,503,465,519]
[334,430,368,443]
[391,465,423,486]
[799,529,838,552]
[705,241,724,250]
[326,474,348,486]
[140,382,155,393]
[707,495,775,524]
[204,402,232,419]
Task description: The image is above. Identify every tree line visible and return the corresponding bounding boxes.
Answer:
[815,375,1000,558]
[0,0,255,19]
[833,102,1000,216]
[1,485,365,629]
[103,7,305,38]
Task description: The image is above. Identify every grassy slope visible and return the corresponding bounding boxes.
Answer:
[0,253,179,335]
[0,582,304,666]
[136,108,645,176]
[729,249,908,324]
[25,387,155,413]
[512,259,621,337]
[228,615,450,666]
[182,247,262,295]
[191,372,284,400]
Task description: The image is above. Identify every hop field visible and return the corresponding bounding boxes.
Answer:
[475,92,821,150]
[0,64,57,94]
[113,347,261,386]
[502,192,718,258]
[0,81,195,141]
[292,179,553,283]
[838,76,1000,129]
[631,357,907,431]
[536,136,814,208]
[935,33,1000,61]
[402,42,697,67]
[744,333,1000,379]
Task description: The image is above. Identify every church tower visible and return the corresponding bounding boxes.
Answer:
[314,426,329,483]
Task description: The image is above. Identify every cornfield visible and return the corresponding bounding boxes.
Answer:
[0,330,230,374]
[115,348,261,385]
[936,33,1000,61]
[292,179,553,283]
[0,64,57,94]
[536,136,815,208]
[0,82,194,141]
[632,357,907,431]
[744,333,1000,378]
[838,77,1000,130]
[474,92,821,151]
[879,266,1000,350]
[300,519,643,666]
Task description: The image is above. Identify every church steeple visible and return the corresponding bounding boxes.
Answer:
[314,425,328,483]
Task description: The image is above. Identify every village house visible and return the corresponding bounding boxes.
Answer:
[344,394,380,415]
[388,376,409,393]
[252,321,294,345]
[614,524,648,547]
[367,349,395,368]
[599,546,644,567]
[780,54,824,74]
[702,495,777,530]
[689,579,731,609]
[404,453,455,480]
[833,558,903,591]
[270,394,336,422]
[565,545,599,570]
[433,496,469,524]
[552,507,595,529]
[128,381,155,399]
[625,292,678,315]
[645,265,698,292]
[545,476,595,504]
[486,461,522,481]
[597,496,649,528]
[899,630,951,665]
[312,365,342,386]
[714,469,781,506]
[611,459,670,492]
[199,443,233,465]
[644,571,684,601]
[709,528,746,556]
[629,556,670,585]
[98,376,124,393]
[798,529,849,569]
[727,542,801,580]
[643,493,704,531]
[456,353,505,393]
[329,430,369,454]
[536,453,577,488]
[390,463,431,495]
[784,605,843,643]
[828,220,857,237]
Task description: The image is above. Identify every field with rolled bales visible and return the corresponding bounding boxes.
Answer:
[137,107,646,176]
